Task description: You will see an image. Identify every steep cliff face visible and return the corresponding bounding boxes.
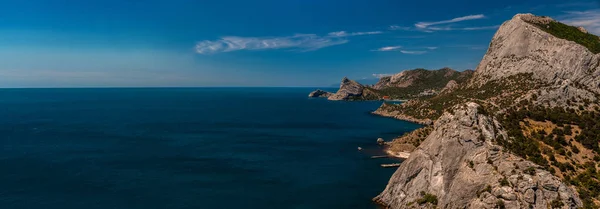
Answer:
[375,103,581,209]
[471,14,600,95]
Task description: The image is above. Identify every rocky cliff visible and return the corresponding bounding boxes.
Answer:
[375,14,600,208]
[327,77,379,101]
[471,14,600,95]
[375,103,581,209]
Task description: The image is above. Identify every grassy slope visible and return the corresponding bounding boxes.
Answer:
[528,20,600,54]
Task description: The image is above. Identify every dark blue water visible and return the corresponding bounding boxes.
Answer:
[0,88,420,209]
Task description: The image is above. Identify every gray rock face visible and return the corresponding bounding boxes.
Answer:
[374,103,581,209]
[308,89,333,98]
[328,77,365,100]
[471,14,600,96]
[441,80,458,93]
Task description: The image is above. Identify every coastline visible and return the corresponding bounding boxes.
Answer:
[384,148,410,159]
[371,109,433,125]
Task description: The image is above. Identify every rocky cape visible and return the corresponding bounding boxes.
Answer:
[308,89,333,98]
[327,77,380,101]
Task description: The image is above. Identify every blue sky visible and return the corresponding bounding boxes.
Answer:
[0,0,598,87]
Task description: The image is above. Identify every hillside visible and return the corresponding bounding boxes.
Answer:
[376,14,600,208]
[311,68,473,101]
[373,68,474,99]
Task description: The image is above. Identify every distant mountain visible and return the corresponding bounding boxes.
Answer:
[329,78,380,87]
[372,68,474,99]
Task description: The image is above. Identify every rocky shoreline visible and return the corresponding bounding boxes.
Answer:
[371,107,433,125]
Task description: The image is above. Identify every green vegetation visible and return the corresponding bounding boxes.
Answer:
[524,167,536,175]
[381,73,544,120]
[497,104,600,208]
[527,20,600,54]
[496,200,506,209]
[477,185,492,197]
[550,199,564,208]
[499,177,510,187]
[416,192,438,205]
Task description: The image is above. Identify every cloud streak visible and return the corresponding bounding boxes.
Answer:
[328,31,383,37]
[415,14,486,29]
[400,50,427,54]
[558,9,600,35]
[389,14,498,32]
[196,30,382,54]
[373,46,437,54]
[372,46,402,51]
[372,73,394,78]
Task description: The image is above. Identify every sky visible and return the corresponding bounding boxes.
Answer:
[0,0,599,87]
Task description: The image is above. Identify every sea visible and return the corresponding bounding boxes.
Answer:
[0,88,421,209]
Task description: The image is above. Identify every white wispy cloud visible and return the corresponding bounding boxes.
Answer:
[389,25,412,31]
[415,14,485,29]
[196,30,382,54]
[327,31,383,37]
[372,46,402,51]
[373,45,438,53]
[400,50,427,54]
[389,14,498,32]
[372,73,394,78]
[558,9,600,35]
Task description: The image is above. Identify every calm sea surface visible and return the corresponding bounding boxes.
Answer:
[0,88,420,209]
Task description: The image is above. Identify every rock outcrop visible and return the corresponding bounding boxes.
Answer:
[308,89,333,98]
[328,77,380,101]
[471,14,600,96]
[440,80,458,93]
[374,103,581,209]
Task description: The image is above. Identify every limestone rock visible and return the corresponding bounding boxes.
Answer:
[471,13,600,97]
[373,103,581,209]
[441,80,458,93]
[377,138,385,145]
[308,89,333,98]
[328,77,366,101]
